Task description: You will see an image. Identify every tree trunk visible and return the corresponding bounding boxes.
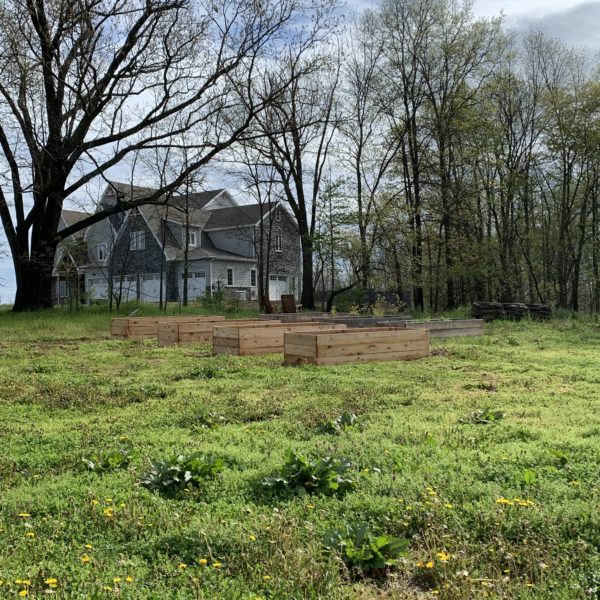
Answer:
[300,232,315,309]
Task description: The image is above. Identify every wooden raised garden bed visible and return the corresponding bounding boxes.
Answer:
[158,319,279,347]
[110,315,225,340]
[213,322,347,356]
[403,319,484,338]
[284,327,430,366]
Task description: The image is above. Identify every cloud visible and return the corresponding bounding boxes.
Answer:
[508,2,600,54]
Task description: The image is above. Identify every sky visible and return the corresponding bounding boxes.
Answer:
[1,0,599,304]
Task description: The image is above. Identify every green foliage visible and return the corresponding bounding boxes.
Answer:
[459,408,505,424]
[263,449,356,497]
[140,453,224,497]
[322,411,359,434]
[82,447,131,473]
[323,523,409,573]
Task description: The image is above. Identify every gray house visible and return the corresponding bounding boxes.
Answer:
[52,182,302,305]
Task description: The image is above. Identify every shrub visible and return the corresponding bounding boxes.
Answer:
[262,449,356,497]
[323,523,409,573]
[140,453,224,497]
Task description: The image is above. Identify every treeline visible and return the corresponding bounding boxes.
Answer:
[232,0,600,312]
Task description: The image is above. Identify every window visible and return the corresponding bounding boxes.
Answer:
[275,234,282,252]
[130,230,145,250]
[97,244,107,260]
[226,268,234,286]
[187,231,197,248]
[275,207,282,222]
[250,269,257,287]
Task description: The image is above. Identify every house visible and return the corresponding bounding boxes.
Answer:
[52,182,302,305]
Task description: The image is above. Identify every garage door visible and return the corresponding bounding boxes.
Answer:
[113,276,137,302]
[178,271,207,301]
[140,273,163,303]
[88,277,108,300]
[269,274,289,301]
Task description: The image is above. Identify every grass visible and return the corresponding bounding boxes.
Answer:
[0,311,599,598]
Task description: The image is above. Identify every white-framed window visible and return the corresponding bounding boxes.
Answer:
[130,230,145,250]
[187,231,197,248]
[275,234,282,252]
[226,268,234,286]
[181,271,206,279]
[250,269,257,287]
[97,244,107,261]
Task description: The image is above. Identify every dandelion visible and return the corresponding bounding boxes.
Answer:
[178,563,187,571]
[263,575,271,581]
[81,554,91,564]
[496,497,514,506]
[569,480,579,486]
[45,578,58,588]
[197,558,208,566]
[125,576,134,583]
[436,552,450,562]
[25,532,35,538]
[426,487,437,497]
[103,508,115,517]
[213,562,222,569]
[91,499,99,506]
[249,534,256,541]
[18,590,28,597]
[85,544,93,549]
[105,498,113,503]
[444,503,454,509]
[113,577,122,584]
[18,513,31,518]
[425,560,435,569]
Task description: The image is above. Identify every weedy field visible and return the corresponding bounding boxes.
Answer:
[0,310,599,599]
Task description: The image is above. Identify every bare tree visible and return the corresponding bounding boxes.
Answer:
[0,0,336,310]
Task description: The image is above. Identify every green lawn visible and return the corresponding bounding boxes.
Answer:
[0,311,599,599]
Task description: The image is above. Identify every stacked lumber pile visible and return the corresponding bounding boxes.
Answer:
[284,327,430,366]
[472,302,552,322]
[526,304,552,320]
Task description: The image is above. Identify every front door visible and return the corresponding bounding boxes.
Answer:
[268,274,289,301]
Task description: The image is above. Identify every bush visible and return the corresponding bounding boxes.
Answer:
[321,411,359,434]
[140,453,224,497]
[82,447,131,473]
[262,449,356,497]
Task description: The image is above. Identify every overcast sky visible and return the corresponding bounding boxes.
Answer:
[1,0,599,303]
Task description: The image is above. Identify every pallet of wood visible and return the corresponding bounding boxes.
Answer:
[403,319,484,338]
[213,322,348,356]
[110,315,226,339]
[158,319,279,347]
[284,327,430,366]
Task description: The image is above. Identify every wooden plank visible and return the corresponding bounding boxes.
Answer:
[314,348,429,366]
[317,341,430,358]
[314,329,426,348]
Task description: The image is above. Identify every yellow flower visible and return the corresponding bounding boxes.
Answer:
[113,577,122,583]
[178,563,187,570]
[105,498,113,503]
[569,480,579,486]
[425,561,435,569]
[0,579,4,586]
[103,508,115,517]
[45,578,58,588]
[85,544,93,549]
[18,590,28,597]
[426,487,437,496]
[197,558,208,565]
[119,503,126,508]
[91,499,99,506]
[436,551,450,562]
[496,497,514,506]
[25,532,35,538]
[125,576,134,583]
[81,554,91,564]
[249,534,256,541]
[263,575,271,581]
[444,503,454,509]
[213,562,222,568]
[18,513,31,518]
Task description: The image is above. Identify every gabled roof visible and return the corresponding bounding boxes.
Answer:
[60,209,90,239]
[204,203,276,230]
